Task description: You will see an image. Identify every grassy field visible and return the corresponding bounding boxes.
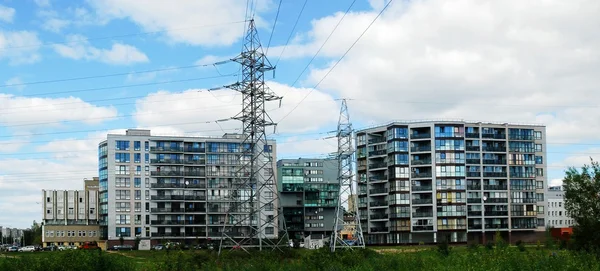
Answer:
[1,245,599,271]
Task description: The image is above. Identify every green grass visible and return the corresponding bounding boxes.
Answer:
[1,246,599,271]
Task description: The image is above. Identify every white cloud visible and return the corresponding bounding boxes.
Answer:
[0,94,118,130]
[0,4,15,23]
[4,77,25,91]
[0,30,41,64]
[277,136,337,159]
[276,0,600,143]
[0,138,28,153]
[133,81,338,136]
[86,0,272,46]
[53,34,149,65]
[34,0,51,7]
[43,18,71,33]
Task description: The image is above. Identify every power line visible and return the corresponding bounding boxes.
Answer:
[265,0,283,56]
[0,62,231,89]
[287,0,357,89]
[279,0,393,123]
[274,0,308,67]
[0,20,247,51]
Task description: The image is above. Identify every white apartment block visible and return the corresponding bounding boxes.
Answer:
[546,186,575,228]
[98,129,277,246]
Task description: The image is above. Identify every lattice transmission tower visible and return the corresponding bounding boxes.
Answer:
[217,19,288,254]
[331,99,365,252]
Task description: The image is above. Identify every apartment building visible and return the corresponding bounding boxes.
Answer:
[99,129,277,246]
[277,159,339,240]
[42,178,100,247]
[356,121,547,245]
[547,186,574,228]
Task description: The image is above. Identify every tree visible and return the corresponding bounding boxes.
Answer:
[119,236,125,246]
[563,159,600,253]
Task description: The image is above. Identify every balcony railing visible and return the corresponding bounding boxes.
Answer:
[466,146,480,151]
[412,186,432,191]
[481,134,506,139]
[511,198,537,204]
[369,163,388,169]
[151,159,184,164]
[411,133,431,139]
[510,172,536,178]
[370,214,389,220]
[390,213,410,218]
[467,185,481,190]
[484,211,508,216]
[370,201,389,207]
[484,198,508,203]
[509,135,534,140]
[435,133,464,138]
[436,159,465,164]
[371,227,389,233]
[412,172,432,178]
[412,225,434,231]
[369,176,388,183]
[369,188,389,195]
[483,159,507,165]
[150,208,184,213]
[466,158,480,164]
[369,150,387,156]
[411,159,432,165]
[467,211,482,216]
[150,147,184,152]
[184,147,206,153]
[368,138,386,144]
[150,220,184,225]
[468,224,482,230]
[467,198,481,203]
[467,172,480,177]
[151,195,207,201]
[483,185,507,190]
[151,171,184,176]
[410,146,431,152]
[482,146,506,152]
[438,224,467,230]
[466,133,480,138]
[151,183,206,189]
[510,185,536,191]
[485,224,509,229]
[412,198,433,205]
[483,172,507,178]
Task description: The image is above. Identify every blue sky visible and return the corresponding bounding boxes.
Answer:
[1,0,599,228]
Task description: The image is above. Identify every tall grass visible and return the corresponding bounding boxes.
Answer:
[1,246,599,271]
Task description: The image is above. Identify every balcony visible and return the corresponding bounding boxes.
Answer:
[370,214,389,220]
[412,198,433,205]
[509,135,534,140]
[436,159,465,164]
[369,188,389,195]
[467,211,482,216]
[467,198,481,203]
[466,146,480,151]
[151,171,184,177]
[483,185,507,190]
[411,172,432,178]
[150,146,184,153]
[484,211,508,216]
[466,158,480,164]
[466,133,480,138]
[468,224,482,230]
[467,172,480,177]
[481,134,506,140]
[151,195,207,201]
[150,220,185,225]
[151,183,206,189]
[483,172,507,178]
[369,150,387,156]
[371,227,389,233]
[151,159,184,164]
[369,176,388,183]
[510,172,536,178]
[411,133,431,139]
[467,185,481,190]
[412,186,432,191]
[370,201,389,207]
[412,211,433,218]
[435,132,464,138]
[412,225,434,231]
[184,147,206,153]
[512,198,537,204]
[483,159,507,165]
[150,208,184,213]
[368,138,386,144]
[411,159,432,165]
[484,198,508,203]
[438,224,467,230]
[369,163,388,169]
[410,146,431,152]
[183,160,206,165]
[482,146,506,152]
[485,224,509,229]
[390,213,410,219]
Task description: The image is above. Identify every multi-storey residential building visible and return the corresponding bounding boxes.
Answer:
[547,186,574,228]
[99,129,277,246]
[277,159,339,240]
[42,178,100,247]
[356,121,547,245]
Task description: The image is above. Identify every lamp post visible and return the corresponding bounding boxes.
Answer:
[482,195,487,244]
[184,180,189,245]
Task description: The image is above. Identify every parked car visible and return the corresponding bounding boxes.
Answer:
[8,246,19,252]
[43,245,57,251]
[57,245,68,251]
[18,246,36,252]
[152,244,164,250]
[78,241,100,250]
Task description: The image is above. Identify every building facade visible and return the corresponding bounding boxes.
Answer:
[356,121,547,245]
[277,159,339,240]
[99,129,278,246]
[546,186,574,228]
[42,178,100,247]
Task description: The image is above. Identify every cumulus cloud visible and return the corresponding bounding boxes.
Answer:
[52,34,149,65]
[0,4,15,23]
[0,94,118,131]
[0,30,41,64]
[133,81,338,135]
[274,0,600,143]
[86,0,272,46]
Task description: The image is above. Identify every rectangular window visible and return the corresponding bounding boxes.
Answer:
[116,140,130,151]
[145,141,149,151]
[115,153,130,163]
[535,144,542,152]
[264,145,272,153]
[145,190,149,200]
[116,227,131,237]
[134,178,141,188]
[134,153,141,163]
[134,202,141,212]
[536,168,544,177]
[134,141,141,151]
[534,131,542,140]
[535,156,543,164]
[144,153,149,164]
[135,190,141,200]
[145,178,150,188]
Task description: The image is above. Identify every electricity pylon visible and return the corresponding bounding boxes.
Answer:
[330,99,365,252]
[217,19,288,254]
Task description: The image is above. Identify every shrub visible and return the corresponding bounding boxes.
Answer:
[485,241,495,250]
[467,242,479,251]
[516,240,526,252]
[437,240,450,257]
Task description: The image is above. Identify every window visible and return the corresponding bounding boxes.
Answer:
[535,156,543,164]
[145,178,150,188]
[116,178,131,188]
[115,202,131,212]
[134,202,141,212]
[135,166,142,175]
[115,215,131,225]
[115,190,131,200]
[134,141,141,151]
[536,181,544,189]
[145,190,149,200]
[264,145,272,153]
[145,141,149,151]
[534,131,542,140]
[115,165,130,175]
[535,144,542,152]
[134,178,141,188]
[135,190,141,200]
[537,206,544,214]
[265,227,274,234]
[145,153,149,164]
[134,153,141,163]
[116,227,131,237]
[116,140,130,150]
[115,153,130,163]
[536,168,544,177]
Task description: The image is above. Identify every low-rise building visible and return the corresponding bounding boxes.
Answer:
[42,178,100,247]
[546,186,574,228]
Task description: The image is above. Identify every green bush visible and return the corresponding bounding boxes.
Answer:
[516,240,526,252]
[485,241,495,250]
[437,240,450,257]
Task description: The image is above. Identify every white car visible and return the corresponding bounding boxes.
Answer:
[18,246,36,252]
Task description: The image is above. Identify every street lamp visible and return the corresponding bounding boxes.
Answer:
[184,180,189,245]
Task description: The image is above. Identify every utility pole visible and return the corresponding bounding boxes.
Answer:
[217,19,288,254]
[331,99,365,252]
